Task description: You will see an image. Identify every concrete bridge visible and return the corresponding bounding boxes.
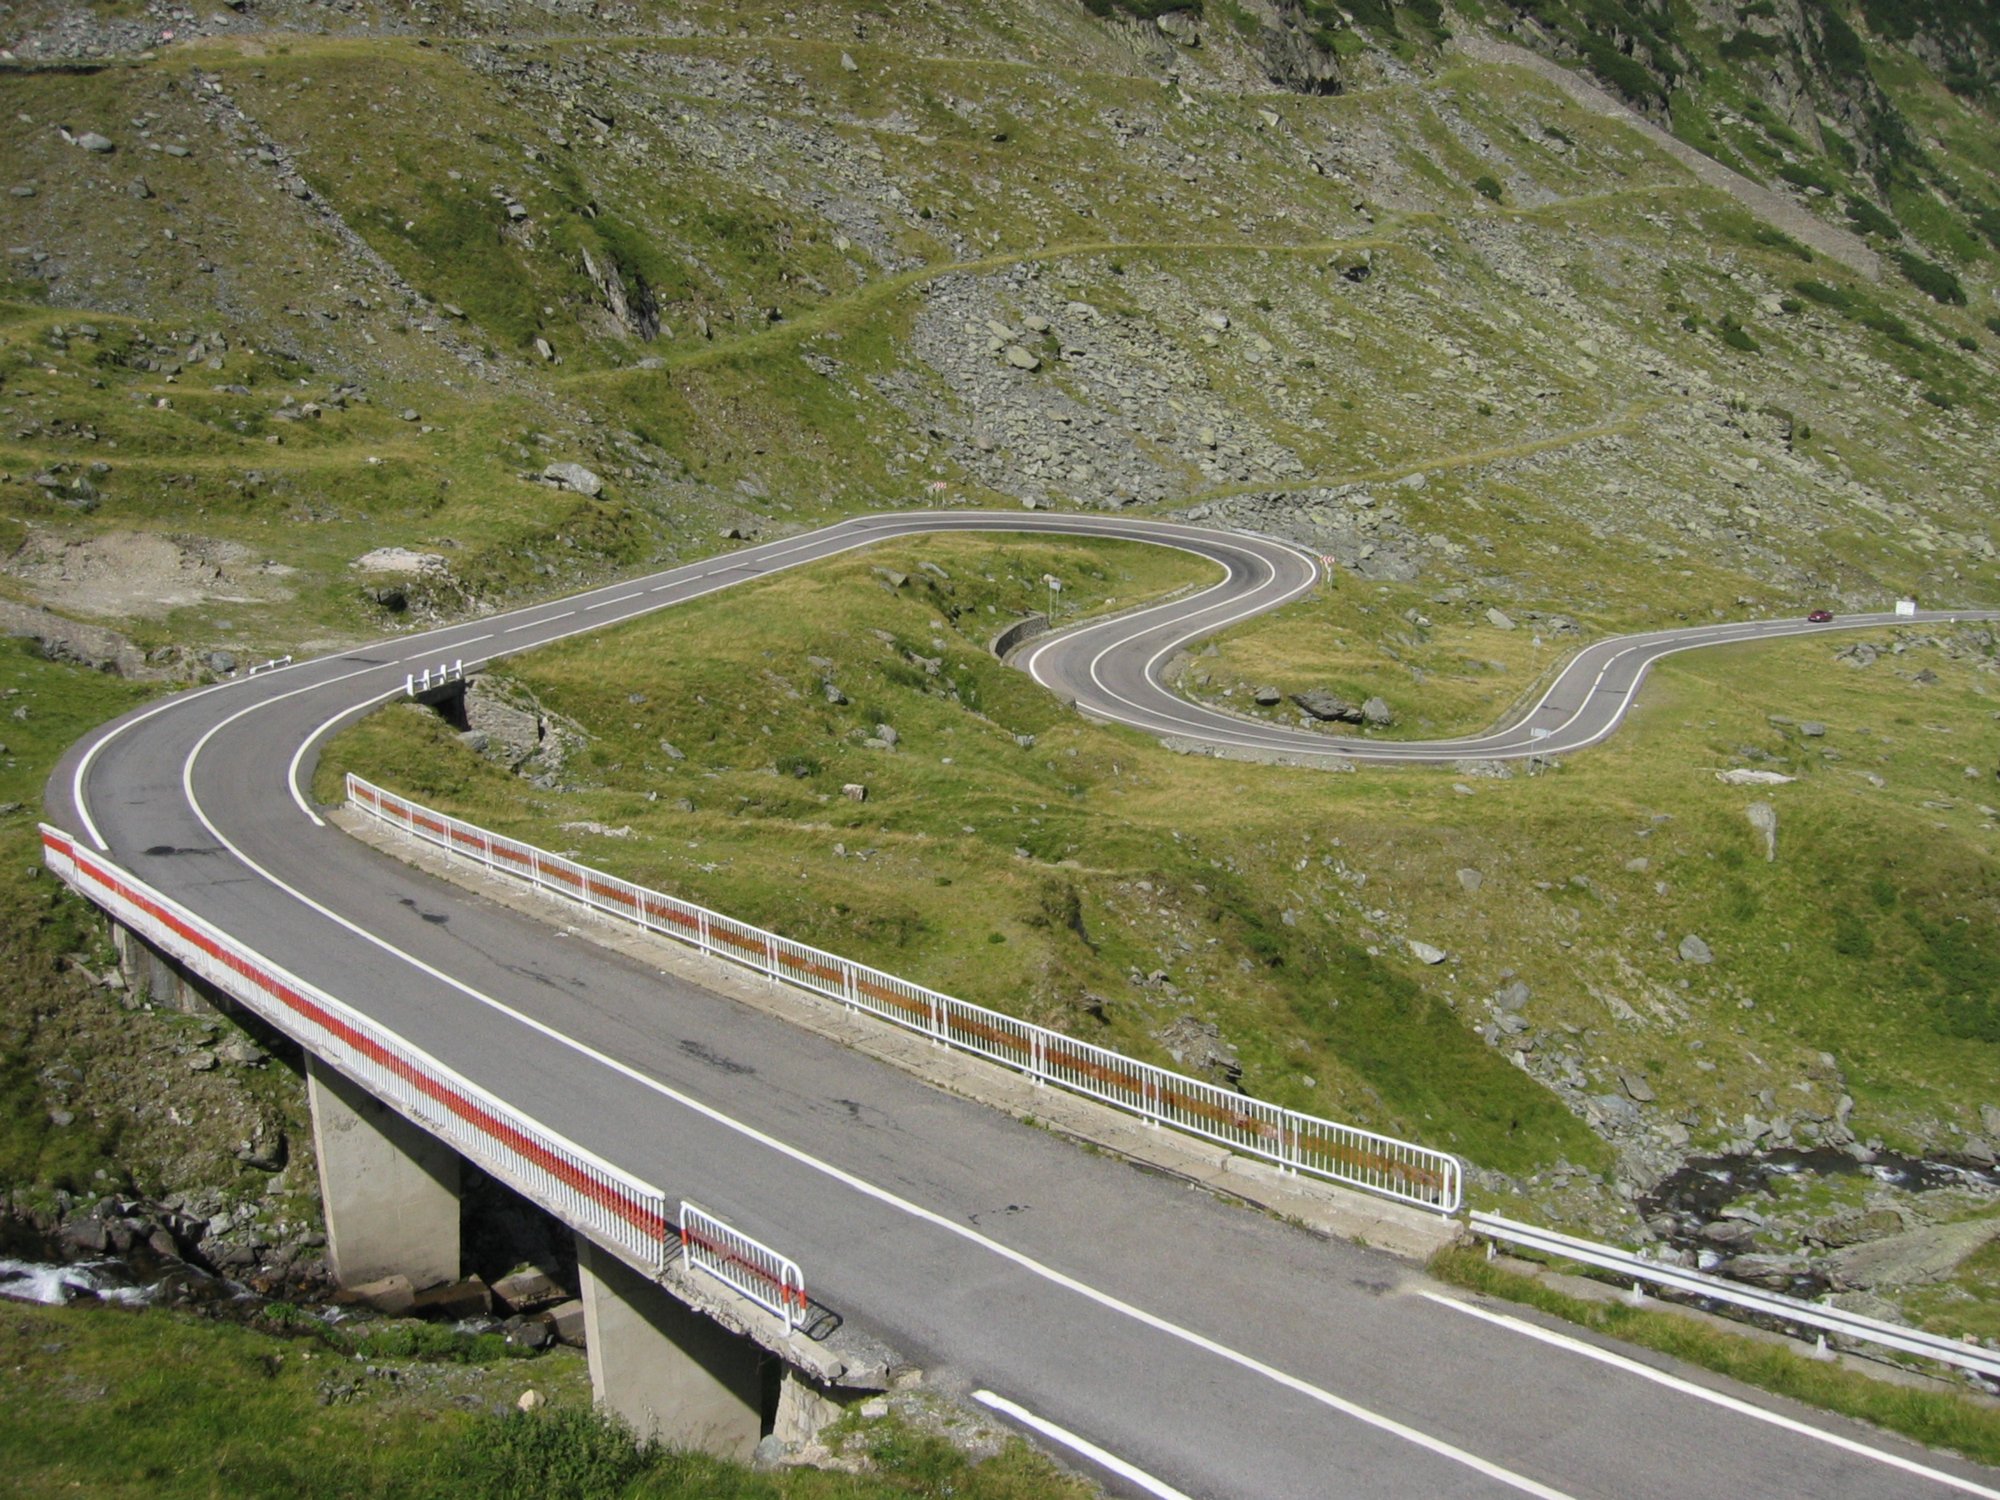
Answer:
[44,512,2000,1497]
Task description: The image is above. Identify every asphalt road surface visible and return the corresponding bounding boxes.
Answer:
[49,512,2000,1498]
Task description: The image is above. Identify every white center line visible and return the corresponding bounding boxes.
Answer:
[585,593,643,611]
[1421,1293,2000,1498]
[179,723,1577,1500]
[502,610,574,634]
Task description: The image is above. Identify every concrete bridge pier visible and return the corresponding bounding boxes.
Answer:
[305,1055,461,1289]
[109,918,217,1015]
[576,1239,769,1456]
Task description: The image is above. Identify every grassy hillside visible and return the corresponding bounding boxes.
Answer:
[3,0,1999,1346]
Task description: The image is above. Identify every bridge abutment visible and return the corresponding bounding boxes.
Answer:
[577,1238,769,1455]
[306,1054,461,1289]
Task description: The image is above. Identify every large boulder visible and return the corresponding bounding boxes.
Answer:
[542,462,604,496]
[1292,688,1364,723]
[1824,1219,2000,1290]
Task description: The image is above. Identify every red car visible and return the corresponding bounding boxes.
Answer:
[1807,609,1834,623]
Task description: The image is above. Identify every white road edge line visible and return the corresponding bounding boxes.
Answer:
[1420,1293,2000,1498]
[971,1390,1196,1500]
[287,685,410,826]
[182,730,1570,1500]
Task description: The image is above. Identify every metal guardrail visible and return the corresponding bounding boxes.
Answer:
[246,654,294,677]
[41,824,674,1273]
[1471,1211,2000,1383]
[681,1202,807,1330]
[348,775,1465,1213]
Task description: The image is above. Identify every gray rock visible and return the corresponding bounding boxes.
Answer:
[1619,1070,1656,1103]
[1677,933,1714,965]
[1485,607,1516,630]
[1457,868,1484,893]
[874,724,898,747]
[657,740,684,761]
[1981,1103,2000,1137]
[206,650,237,675]
[1746,800,1777,861]
[1408,939,1448,965]
[1825,1219,2000,1290]
[1292,689,1364,723]
[1361,696,1394,726]
[1495,979,1530,1011]
[841,783,867,802]
[1252,685,1282,706]
[74,132,115,153]
[1719,1254,1809,1289]
[1003,345,1041,371]
[1824,1290,1908,1324]
[503,1317,553,1351]
[542,462,604,496]
[1799,721,1827,737]
[1699,1218,1758,1249]
[185,1050,218,1072]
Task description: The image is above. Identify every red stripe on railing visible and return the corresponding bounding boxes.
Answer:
[681,1224,805,1310]
[61,840,669,1248]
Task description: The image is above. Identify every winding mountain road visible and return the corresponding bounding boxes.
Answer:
[48,512,2000,1498]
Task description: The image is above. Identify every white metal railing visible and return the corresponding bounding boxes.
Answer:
[247,654,294,677]
[680,1202,808,1329]
[41,824,673,1273]
[1471,1211,2000,1383]
[347,775,1464,1213]
[406,660,464,697]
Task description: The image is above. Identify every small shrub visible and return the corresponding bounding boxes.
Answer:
[1472,173,1503,202]
[1860,311,1930,351]
[1957,334,1978,352]
[1921,389,1955,410]
[1792,279,1852,309]
[1778,296,1803,314]
[448,1405,655,1500]
[1844,194,1900,239]
[1080,0,1205,21]
[1891,249,1967,305]
[1987,314,2000,337]
[1718,315,1760,352]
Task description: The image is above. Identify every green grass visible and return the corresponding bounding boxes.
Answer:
[1431,1246,2000,1469]
[0,1299,1087,1499]
[0,640,153,1196]
[322,532,2000,1197]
